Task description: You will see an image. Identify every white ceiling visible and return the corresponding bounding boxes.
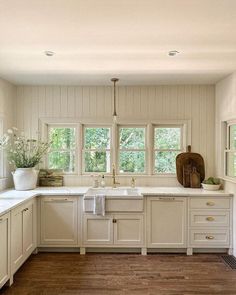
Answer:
[0,0,236,85]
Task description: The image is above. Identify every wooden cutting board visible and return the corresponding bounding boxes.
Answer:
[176,146,205,187]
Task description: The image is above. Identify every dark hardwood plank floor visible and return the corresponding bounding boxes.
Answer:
[1,253,236,295]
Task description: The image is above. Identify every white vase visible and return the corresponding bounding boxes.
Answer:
[12,168,39,191]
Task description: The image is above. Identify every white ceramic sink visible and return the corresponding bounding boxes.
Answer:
[85,187,142,198]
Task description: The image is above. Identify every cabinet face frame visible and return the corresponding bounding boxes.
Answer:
[0,213,10,288]
[146,197,187,248]
[40,196,78,246]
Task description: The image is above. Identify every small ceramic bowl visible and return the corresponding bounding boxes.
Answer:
[201,183,221,191]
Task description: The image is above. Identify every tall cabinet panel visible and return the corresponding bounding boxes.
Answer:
[40,196,78,246]
[147,197,187,248]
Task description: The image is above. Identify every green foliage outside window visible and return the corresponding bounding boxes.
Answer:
[155,127,181,173]
[155,127,181,149]
[84,127,110,173]
[119,127,146,173]
[48,127,76,172]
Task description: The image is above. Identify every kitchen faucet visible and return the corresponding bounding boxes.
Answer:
[112,164,120,188]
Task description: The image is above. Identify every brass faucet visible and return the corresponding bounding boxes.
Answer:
[112,164,120,188]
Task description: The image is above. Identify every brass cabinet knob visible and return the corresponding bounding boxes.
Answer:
[112,219,117,223]
[206,216,215,221]
[206,201,215,206]
[206,236,214,240]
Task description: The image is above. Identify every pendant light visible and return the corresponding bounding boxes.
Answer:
[111,78,119,122]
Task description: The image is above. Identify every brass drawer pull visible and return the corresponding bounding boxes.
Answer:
[206,201,215,206]
[206,236,215,240]
[206,216,215,221]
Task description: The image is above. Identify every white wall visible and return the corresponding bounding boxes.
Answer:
[15,85,215,186]
[0,78,16,189]
[216,72,236,255]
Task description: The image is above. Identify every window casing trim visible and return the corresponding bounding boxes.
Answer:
[40,118,191,177]
[224,119,236,180]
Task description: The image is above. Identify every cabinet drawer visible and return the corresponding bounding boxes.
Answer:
[190,229,229,247]
[189,198,230,209]
[190,210,230,227]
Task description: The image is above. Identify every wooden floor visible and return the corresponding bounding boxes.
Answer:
[1,253,236,295]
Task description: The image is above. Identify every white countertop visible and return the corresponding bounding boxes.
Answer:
[0,186,232,217]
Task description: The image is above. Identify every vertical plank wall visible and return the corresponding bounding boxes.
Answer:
[0,78,16,189]
[16,85,215,186]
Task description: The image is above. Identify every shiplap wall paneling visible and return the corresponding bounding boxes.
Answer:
[16,85,215,186]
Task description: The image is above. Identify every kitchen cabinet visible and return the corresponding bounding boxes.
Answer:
[40,196,78,246]
[83,215,113,245]
[0,213,10,288]
[83,213,144,247]
[147,197,187,248]
[11,199,36,275]
[113,214,143,245]
[188,197,232,254]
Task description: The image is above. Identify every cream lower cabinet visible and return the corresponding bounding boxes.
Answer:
[83,214,144,247]
[11,199,36,276]
[83,215,113,245]
[114,214,144,245]
[40,196,78,246]
[147,197,187,248]
[188,197,232,254]
[0,213,10,288]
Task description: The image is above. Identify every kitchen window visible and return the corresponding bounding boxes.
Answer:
[154,126,183,174]
[118,126,146,173]
[83,126,111,173]
[48,125,77,173]
[225,122,236,178]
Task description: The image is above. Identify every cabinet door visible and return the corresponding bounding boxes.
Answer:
[40,197,78,245]
[83,215,113,245]
[147,197,186,248]
[23,201,35,257]
[0,213,10,288]
[113,214,144,246]
[11,205,24,273]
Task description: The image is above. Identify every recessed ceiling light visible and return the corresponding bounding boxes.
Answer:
[168,50,180,57]
[44,51,55,57]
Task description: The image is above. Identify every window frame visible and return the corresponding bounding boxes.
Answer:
[47,123,79,175]
[40,118,190,177]
[82,124,112,175]
[117,124,147,175]
[153,124,185,175]
[224,120,236,180]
